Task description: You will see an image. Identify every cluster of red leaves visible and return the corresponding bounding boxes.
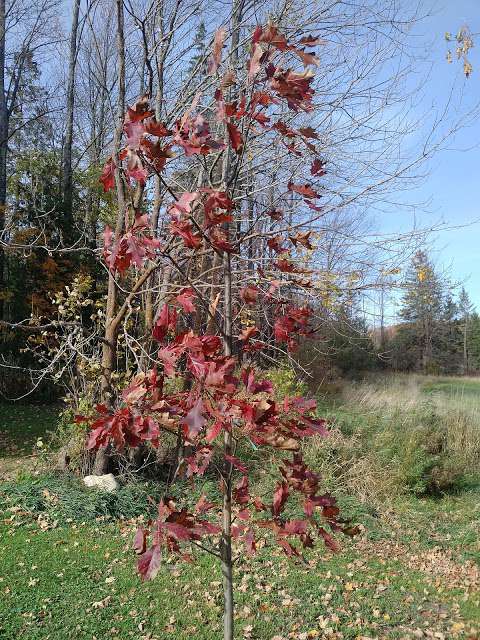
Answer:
[274,305,315,351]
[103,213,161,273]
[82,283,353,577]
[134,496,221,580]
[173,113,225,157]
[247,25,319,112]
[99,23,326,271]
[168,188,235,253]
[86,23,355,582]
[100,95,173,192]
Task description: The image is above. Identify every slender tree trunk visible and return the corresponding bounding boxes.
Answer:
[221,248,234,640]
[145,14,164,333]
[94,0,127,475]
[379,285,385,352]
[61,0,81,231]
[145,1,168,333]
[220,3,244,636]
[0,0,7,321]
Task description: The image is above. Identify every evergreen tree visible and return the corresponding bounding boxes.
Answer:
[469,312,480,371]
[187,22,208,75]
[399,250,447,373]
[458,287,475,373]
[437,293,462,373]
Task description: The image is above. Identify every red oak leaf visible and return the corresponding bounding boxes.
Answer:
[169,191,199,218]
[205,420,223,443]
[152,304,178,342]
[247,43,264,80]
[122,372,147,404]
[141,139,174,172]
[272,481,289,515]
[277,538,300,557]
[299,126,319,139]
[274,315,295,342]
[233,475,250,505]
[208,27,226,75]
[183,398,206,440]
[225,454,248,474]
[295,50,319,67]
[194,494,215,514]
[100,158,115,192]
[209,227,234,253]
[242,368,273,394]
[202,190,234,228]
[175,288,196,313]
[287,181,319,198]
[137,544,161,581]
[226,122,243,153]
[273,120,297,138]
[240,285,259,305]
[299,35,323,46]
[310,158,325,176]
[290,231,315,249]
[126,95,154,123]
[187,352,207,379]
[185,446,213,476]
[274,258,296,273]
[158,345,181,377]
[125,150,148,184]
[318,527,340,552]
[265,209,283,221]
[170,220,202,249]
[133,527,147,554]
[238,326,259,343]
[243,529,256,556]
[144,119,172,137]
[269,68,315,112]
[124,120,145,149]
[267,236,286,253]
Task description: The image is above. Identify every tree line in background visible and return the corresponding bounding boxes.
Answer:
[0,0,478,406]
[381,251,480,376]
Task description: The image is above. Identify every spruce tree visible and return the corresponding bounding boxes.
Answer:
[399,250,447,373]
[458,287,475,373]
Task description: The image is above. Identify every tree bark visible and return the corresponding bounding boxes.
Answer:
[61,0,81,229]
[220,3,244,636]
[221,249,234,640]
[95,0,127,475]
[145,4,164,333]
[0,0,7,321]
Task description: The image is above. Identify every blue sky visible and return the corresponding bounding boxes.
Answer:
[385,1,480,311]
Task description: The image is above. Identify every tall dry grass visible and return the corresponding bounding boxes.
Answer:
[305,374,480,510]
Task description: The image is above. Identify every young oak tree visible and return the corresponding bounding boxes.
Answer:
[80,10,358,639]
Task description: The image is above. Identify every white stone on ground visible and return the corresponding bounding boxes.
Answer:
[83,473,119,492]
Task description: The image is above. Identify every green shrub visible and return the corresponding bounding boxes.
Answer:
[264,366,308,398]
[0,473,165,523]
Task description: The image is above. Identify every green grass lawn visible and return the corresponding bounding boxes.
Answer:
[0,473,479,640]
[0,491,478,639]
[0,403,58,457]
[422,376,480,399]
[0,389,479,639]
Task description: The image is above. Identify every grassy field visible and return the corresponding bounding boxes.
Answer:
[0,403,58,457]
[0,375,479,640]
[423,376,480,398]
